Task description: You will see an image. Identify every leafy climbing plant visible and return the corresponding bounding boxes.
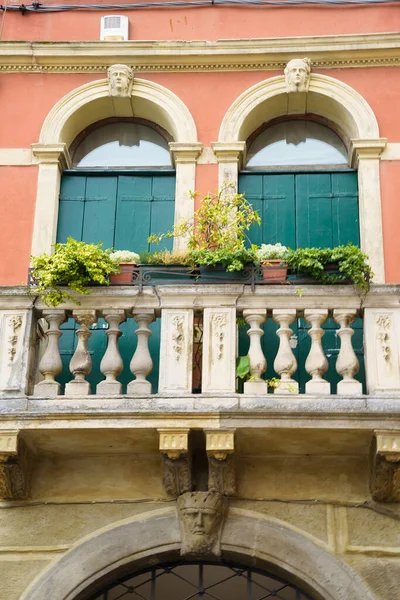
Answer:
[31,237,119,307]
[149,186,261,271]
[285,243,373,291]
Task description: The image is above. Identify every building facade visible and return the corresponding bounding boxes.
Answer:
[1,1,400,599]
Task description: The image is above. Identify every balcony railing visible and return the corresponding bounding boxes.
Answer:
[1,284,400,398]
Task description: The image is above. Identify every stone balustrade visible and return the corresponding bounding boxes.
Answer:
[1,284,400,398]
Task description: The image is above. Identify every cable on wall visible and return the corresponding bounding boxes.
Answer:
[1,0,400,12]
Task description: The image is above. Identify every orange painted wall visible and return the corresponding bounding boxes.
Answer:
[1,3,400,283]
[2,4,400,41]
[0,167,38,285]
[380,162,400,284]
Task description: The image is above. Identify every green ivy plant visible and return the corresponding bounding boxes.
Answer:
[31,237,119,307]
[285,243,373,291]
[148,186,261,271]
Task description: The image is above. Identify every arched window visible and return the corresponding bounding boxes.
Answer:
[247,120,348,168]
[91,562,315,600]
[238,117,364,394]
[72,120,172,168]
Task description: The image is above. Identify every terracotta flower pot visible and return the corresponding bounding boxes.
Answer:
[110,263,137,285]
[260,260,288,283]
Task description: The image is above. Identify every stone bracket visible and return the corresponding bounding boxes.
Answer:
[370,430,400,501]
[0,430,29,500]
[206,430,236,496]
[158,429,193,496]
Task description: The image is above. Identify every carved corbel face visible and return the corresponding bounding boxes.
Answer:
[284,58,311,93]
[177,491,224,556]
[107,64,134,97]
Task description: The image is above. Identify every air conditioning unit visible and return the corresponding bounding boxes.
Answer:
[100,15,129,41]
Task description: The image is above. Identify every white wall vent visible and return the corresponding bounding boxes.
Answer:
[100,15,129,41]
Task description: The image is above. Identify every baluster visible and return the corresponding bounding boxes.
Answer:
[273,309,299,394]
[65,310,97,395]
[304,309,330,394]
[127,310,155,394]
[333,309,362,395]
[243,309,268,394]
[96,310,126,395]
[33,310,66,396]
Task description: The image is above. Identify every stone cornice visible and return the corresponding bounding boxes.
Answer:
[2,32,400,72]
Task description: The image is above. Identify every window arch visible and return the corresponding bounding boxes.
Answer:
[90,562,315,600]
[71,118,173,168]
[247,119,348,168]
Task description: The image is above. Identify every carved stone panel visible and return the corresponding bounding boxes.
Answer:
[0,311,27,395]
[177,491,225,557]
[158,309,194,393]
[202,307,236,393]
[364,309,400,393]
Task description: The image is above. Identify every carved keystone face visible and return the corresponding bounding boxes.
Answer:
[107,64,133,97]
[284,59,311,92]
[177,491,224,556]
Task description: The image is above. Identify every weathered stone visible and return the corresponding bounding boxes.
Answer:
[177,491,225,557]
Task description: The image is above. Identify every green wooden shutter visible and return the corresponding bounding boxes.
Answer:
[56,171,176,394]
[238,170,363,393]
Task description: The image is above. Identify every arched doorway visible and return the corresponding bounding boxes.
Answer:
[90,561,314,600]
[238,116,365,393]
[20,508,377,600]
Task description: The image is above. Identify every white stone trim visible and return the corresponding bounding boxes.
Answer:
[0,149,38,166]
[39,78,197,147]
[216,74,386,283]
[30,78,198,257]
[2,32,400,72]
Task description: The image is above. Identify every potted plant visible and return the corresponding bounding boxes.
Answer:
[148,186,261,278]
[285,243,373,291]
[109,250,140,285]
[255,243,288,283]
[137,249,195,283]
[30,237,119,306]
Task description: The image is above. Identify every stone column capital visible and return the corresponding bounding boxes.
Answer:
[349,138,387,167]
[31,143,72,170]
[169,142,203,164]
[211,142,246,167]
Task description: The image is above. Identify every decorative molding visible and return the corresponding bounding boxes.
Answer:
[284,57,312,93]
[159,428,190,460]
[3,33,400,72]
[350,138,387,167]
[159,429,192,496]
[107,64,134,97]
[0,430,29,500]
[7,316,23,364]
[31,143,72,169]
[206,430,236,496]
[370,431,400,502]
[177,491,225,557]
[169,142,203,165]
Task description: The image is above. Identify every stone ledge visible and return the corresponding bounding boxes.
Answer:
[0,394,400,426]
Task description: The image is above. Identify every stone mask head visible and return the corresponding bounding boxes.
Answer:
[284,58,311,93]
[107,64,134,97]
[177,491,224,557]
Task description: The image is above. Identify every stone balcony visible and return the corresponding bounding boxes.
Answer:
[1,284,400,502]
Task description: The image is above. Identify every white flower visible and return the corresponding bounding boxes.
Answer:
[109,250,140,264]
[255,243,288,261]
